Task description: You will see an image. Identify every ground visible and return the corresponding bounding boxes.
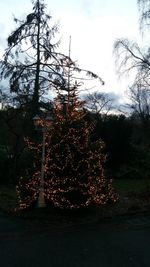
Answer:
[1,211,150,267]
[1,179,150,217]
[1,180,150,266]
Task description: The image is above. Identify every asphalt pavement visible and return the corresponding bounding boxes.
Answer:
[0,211,150,267]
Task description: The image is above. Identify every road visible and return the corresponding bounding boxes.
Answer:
[0,212,150,267]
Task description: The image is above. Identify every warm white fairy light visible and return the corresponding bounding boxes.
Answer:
[16,57,118,211]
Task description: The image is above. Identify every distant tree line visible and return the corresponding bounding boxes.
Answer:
[1,105,150,185]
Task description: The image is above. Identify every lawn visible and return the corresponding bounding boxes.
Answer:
[109,179,150,217]
[0,186,17,212]
[0,179,150,219]
[114,179,150,195]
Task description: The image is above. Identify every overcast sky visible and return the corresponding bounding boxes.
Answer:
[0,0,141,102]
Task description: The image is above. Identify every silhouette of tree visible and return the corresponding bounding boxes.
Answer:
[84,91,115,116]
[0,0,71,116]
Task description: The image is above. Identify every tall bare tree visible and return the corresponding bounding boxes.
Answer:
[84,91,115,116]
[113,0,150,120]
[127,81,150,123]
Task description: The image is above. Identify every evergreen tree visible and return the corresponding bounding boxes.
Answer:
[44,106,116,209]
[43,58,117,209]
[0,0,70,116]
[16,57,116,210]
[16,36,114,210]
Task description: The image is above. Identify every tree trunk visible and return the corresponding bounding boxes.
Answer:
[32,0,40,116]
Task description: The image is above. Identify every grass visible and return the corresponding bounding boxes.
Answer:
[0,179,150,219]
[109,179,150,217]
[114,179,150,195]
[0,185,17,212]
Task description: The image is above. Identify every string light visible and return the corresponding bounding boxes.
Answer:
[16,58,118,211]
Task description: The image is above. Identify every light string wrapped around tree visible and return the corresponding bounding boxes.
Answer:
[43,55,117,209]
[44,98,117,209]
[16,41,117,210]
[16,137,42,209]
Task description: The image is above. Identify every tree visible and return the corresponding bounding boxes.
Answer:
[16,57,117,210]
[113,0,150,89]
[113,38,150,87]
[0,106,35,184]
[138,0,150,29]
[127,82,150,124]
[0,0,104,117]
[0,3,104,187]
[0,0,70,116]
[84,91,115,116]
[44,104,117,209]
[113,0,150,180]
[113,0,150,126]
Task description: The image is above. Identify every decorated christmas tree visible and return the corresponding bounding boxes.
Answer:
[16,47,117,210]
[43,56,117,209]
